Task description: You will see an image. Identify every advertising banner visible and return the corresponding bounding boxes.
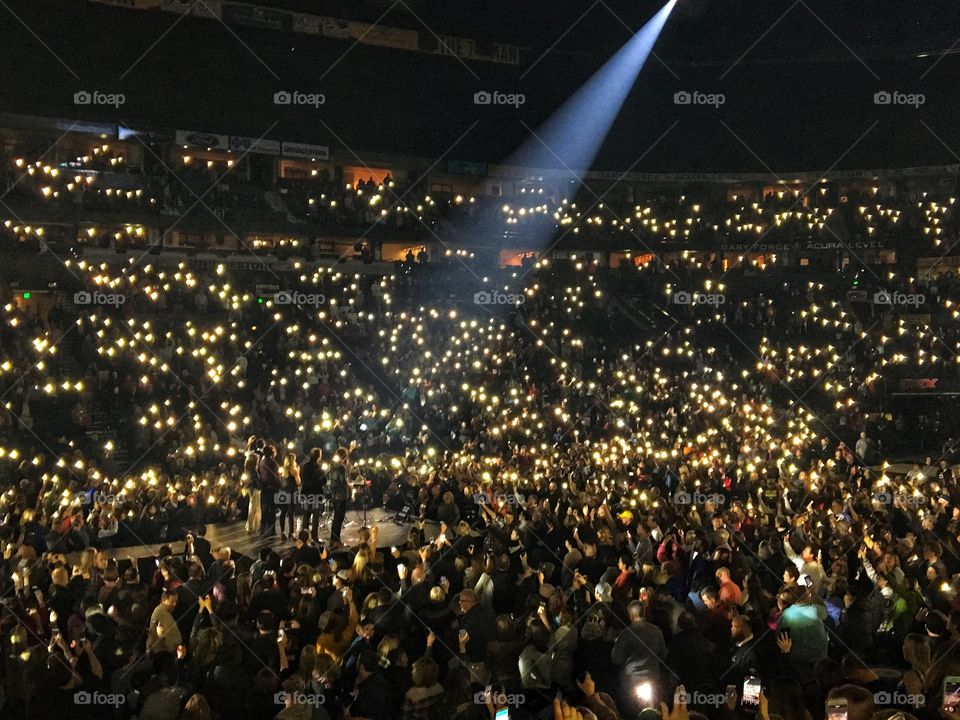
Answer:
[281,142,329,161]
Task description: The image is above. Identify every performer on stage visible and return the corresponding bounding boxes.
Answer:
[327,443,354,545]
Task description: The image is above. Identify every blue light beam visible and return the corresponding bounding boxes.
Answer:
[510,0,677,178]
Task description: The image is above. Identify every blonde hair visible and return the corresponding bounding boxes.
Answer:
[429,586,446,603]
[181,694,212,720]
[378,634,400,660]
[350,548,372,583]
[78,548,96,576]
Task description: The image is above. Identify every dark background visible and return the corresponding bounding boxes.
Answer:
[1,0,958,171]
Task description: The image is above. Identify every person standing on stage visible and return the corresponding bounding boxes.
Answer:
[244,436,264,534]
[258,443,282,540]
[299,447,325,543]
[279,450,301,541]
[327,446,351,545]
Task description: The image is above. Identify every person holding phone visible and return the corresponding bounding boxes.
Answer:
[826,686,874,720]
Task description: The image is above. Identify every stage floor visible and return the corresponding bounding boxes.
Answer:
[94,507,416,563]
[204,507,415,558]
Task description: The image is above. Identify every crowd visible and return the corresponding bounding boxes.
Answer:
[4,148,960,259]
[3,154,960,720]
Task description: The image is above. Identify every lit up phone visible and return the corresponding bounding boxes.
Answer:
[945,676,960,712]
[742,676,761,707]
[495,709,509,720]
[826,697,847,720]
[635,681,654,704]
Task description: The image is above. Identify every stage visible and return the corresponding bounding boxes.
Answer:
[92,507,417,564]
[203,507,417,558]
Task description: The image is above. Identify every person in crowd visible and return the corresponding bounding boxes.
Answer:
[3,210,960,720]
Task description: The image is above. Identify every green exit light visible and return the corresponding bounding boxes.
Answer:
[258,297,264,304]
[22,292,30,299]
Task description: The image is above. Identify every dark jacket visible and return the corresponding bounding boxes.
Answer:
[610,619,667,682]
[665,629,717,689]
[300,457,326,495]
[460,603,496,663]
[326,463,348,501]
[258,456,282,491]
[727,639,760,686]
[350,672,391,720]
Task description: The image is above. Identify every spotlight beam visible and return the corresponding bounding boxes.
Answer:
[510,0,677,177]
